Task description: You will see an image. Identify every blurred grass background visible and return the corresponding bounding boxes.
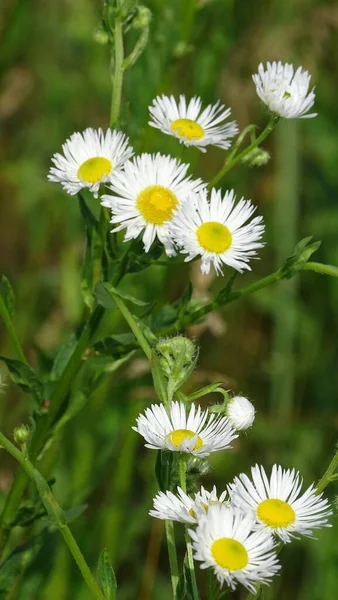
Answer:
[1,0,338,599]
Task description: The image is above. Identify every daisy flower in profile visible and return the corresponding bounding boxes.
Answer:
[170,188,264,275]
[101,153,204,256]
[189,504,280,592]
[150,485,228,524]
[133,401,237,458]
[229,464,332,543]
[253,62,317,119]
[148,95,238,152]
[48,128,133,197]
[226,396,256,431]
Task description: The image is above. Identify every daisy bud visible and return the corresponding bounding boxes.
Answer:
[241,147,270,167]
[226,396,255,431]
[156,336,198,387]
[13,424,31,446]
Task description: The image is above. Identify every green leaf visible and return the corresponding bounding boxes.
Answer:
[0,275,15,320]
[85,351,135,374]
[97,549,117,600]
[95,281,148,308]
[186,382,224,401]
[0,357,43,402]
[78,192,98,229]
[279,237,321,280]
[51,333,77,381]
[93,332,136,357]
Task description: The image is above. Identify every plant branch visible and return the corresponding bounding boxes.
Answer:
[208,116,279,189]
[0,431,105,600]
[179,455,200,600]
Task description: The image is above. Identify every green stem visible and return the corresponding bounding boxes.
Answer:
[302,262,338,277]
[0,295,27,364]
[316,444,338,494]
[0,431,105,600]
[208,116,279,189]
[108,290,152,360]
[179,456,200,600]
[0,305,104,557]
[165,520,179,600]
[110,10,124,128]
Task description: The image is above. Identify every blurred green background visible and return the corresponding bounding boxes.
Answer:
[1,0,338,599]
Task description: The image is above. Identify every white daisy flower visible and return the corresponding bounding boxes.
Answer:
[148,95,238,152]
[189,504,280,592]
[133,401,237,458]
[101,153,204,256]
[48,128,133,197]
[253,62,317,119]
[170,188,265,275]
[229,464,332,543]
[150,485,228,524]
[226,396,255,431]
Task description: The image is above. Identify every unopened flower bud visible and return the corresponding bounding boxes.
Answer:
[226,396,255,431]
[93,27,110,45]
[131,6,152,29]
[156,336,198,388]
[13,424,31,446]
[241,147,270,167]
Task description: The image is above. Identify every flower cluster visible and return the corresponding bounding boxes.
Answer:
[132,395,331,593]
[46,57,331,596]
[48,61,317,277]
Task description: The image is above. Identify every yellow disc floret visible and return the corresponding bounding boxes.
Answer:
[197,221,232,253]
[171,118,204,141]
[211,538,248,571]
[257,499,296,528]
[137,185,178,225]
[167,429,203,451]
[78,157,112,183]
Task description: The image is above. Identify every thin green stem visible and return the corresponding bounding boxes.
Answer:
[108,290,152,360]
[316,444,338,494]
[179,456,200,600]
[0,295,27,364]
[110,9,124,128]
[165,520,179,600]
[302,262,338,278]
[0,305,104,557]
[208,116,279,189]
[0,431,105,600]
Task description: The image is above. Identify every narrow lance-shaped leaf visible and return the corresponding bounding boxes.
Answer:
[97,549,117,600]
[0,357,43,403]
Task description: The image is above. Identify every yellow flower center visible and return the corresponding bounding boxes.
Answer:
[211,538,248,571]
[167,429,203,451]
[257,499,296,528]
[137,185,178,225]
[78,157,112,183]
[197,221,232,253]
[171,118,204,141]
